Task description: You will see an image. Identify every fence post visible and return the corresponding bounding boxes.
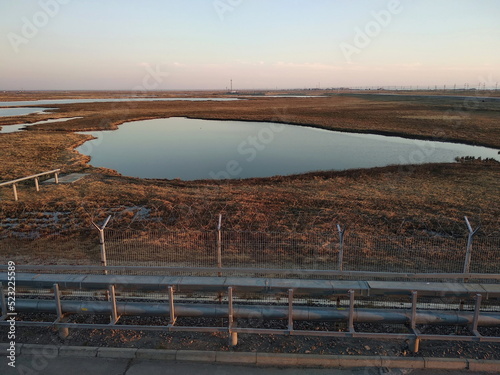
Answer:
[12,184,18,201]
[93,215,112,275]
[337,224,345,271]
[53,283,69,339]
[217,214,222,276]
[463,216,480,275]
[228,286,237,346]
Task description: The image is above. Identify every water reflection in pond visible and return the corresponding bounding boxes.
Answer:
[77,117,500,180]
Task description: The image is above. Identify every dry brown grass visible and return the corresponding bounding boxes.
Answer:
[0,131,91,179]
[0,91,498,251]
[1,158,498,236]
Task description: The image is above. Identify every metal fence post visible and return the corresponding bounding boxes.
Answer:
[463,216,480,274]
[12,184,18,201]
[228,286,237,346]
[93,215,112,275]
[53,283,69,339]
[337,224,345,271]
[217,214,222,276]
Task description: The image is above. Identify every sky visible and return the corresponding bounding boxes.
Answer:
[0,0,499,90]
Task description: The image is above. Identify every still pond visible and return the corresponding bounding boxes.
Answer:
[77,117,499,180]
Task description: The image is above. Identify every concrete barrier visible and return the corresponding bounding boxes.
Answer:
[2,343,499,372]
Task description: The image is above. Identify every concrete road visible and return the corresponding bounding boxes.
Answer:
[0,356,494,375]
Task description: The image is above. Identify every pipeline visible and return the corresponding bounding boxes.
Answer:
[14,299,500,326]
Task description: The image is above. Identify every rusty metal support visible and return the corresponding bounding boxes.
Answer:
[409,290,420,353]
[168,286,176,326]
[471,293,482,337]
[53,283,69,339]
[288,289,294,332]
[109,285,119,324]
[228,286,237,346]
[348,289,355,333]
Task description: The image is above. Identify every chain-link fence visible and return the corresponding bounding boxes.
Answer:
[100,228,499,276]
[105,229,217,268]
[342,234,468,273]
[0,228,98,266]
[1,222,499,278]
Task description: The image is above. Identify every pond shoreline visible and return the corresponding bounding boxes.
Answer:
[74,117,499,181]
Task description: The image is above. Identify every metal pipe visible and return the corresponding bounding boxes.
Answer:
[13,299,500,326]
[5,274,500,302]
[4,320,500,343]
[0,169,61,187]
[4,266,499,280]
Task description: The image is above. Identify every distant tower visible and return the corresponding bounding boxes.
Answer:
[230,79,233,91]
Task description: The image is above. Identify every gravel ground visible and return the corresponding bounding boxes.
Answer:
[2,314,499,360]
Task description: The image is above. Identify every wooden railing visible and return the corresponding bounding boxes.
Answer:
[0,169,60,201]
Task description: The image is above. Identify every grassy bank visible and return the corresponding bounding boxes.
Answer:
[0,92,498,250]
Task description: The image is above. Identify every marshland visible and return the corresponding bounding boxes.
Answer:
[0,90,498,264]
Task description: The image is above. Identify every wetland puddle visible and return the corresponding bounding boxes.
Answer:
[0,117,83,133]
[77,117,500,180]
[0,98,241,107]
[0,107,50,117]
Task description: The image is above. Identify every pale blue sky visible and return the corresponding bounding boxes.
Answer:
[1,0,499,90]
